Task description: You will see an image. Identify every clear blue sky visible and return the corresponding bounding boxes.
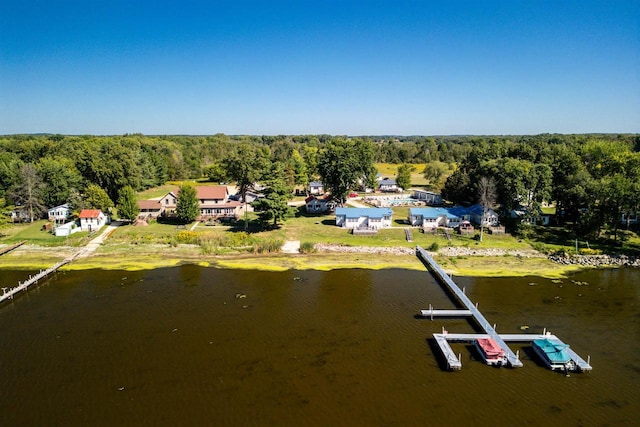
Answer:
[1,0,638,135]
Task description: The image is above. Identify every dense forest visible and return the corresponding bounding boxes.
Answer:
[1,133,639,238]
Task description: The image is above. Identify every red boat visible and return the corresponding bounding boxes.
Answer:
[475,338,507,366]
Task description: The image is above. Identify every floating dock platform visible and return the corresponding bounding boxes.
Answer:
[416,246,592,372]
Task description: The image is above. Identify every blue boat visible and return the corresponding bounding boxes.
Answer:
[532,338,576,371]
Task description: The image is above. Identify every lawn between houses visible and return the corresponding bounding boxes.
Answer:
[0,205,589,278]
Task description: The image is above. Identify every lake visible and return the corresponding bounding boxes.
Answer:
[1,266,638,426]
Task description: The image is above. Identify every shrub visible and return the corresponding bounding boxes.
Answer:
[175,230,199,244]
[299,241,316,253]
[253,239,283,254]
[427,242,439,252]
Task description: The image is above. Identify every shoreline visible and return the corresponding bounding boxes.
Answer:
[0,243,626,278]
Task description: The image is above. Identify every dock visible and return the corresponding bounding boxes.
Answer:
[0,259,70,304]
[416,246,592,372]
[0,241,26,256]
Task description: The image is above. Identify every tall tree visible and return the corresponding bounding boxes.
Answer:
[252,163,294,227]
[224,143,270,230]
[176,183,199,223]
[395,163,415,192]
[317,138,376,205]
[117,186,139,222]
[477,176,497,242]
[10,163,44,222]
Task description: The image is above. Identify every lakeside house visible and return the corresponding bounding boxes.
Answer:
[54,221,80,237]
[378,178,401,193]
[408,207,462,229]
[412,189,443,205]
[79,209,107,232]
[305,195,335,214]
[309,181,324,195]
[47,204,72,224]
[144,186,243,221]
[335,207,393,229]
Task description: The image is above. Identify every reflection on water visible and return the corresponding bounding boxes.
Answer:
[0,266,638,426]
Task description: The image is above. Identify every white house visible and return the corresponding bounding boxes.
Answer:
[412,190,443,205]
[378,178,401,193]
[309,181,324,195]
[467,204,499,227]
[335,207,392,229]
[48,204,72,224]
[79,209,107,232]
[407,207,462,229]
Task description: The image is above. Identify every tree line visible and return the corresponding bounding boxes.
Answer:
[0,133,638,233]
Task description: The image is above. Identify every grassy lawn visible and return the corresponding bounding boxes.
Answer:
[0,220,91,247]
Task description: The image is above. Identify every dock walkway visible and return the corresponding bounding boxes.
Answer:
[0,258,70,304]
[417,246,523,368]
[417,245,592,372]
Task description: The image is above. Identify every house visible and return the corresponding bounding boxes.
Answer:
[48,204,72,224]
[79,209,107,232]
[155,186,242,221]
[407,207,462,229]
[378,178,401,193]
[335,207,392,229]
[510,206,548,225]
[467,204,499,227]
[412,190,443,205]
[309,181,324,195]
[10,206,30,223]
[622,211,639,225]
[305,195,335,214]
[195,186,243,220]
[137,200,163,219]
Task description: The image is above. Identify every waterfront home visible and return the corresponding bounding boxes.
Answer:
[305,195,335,214]
[467,204,499,227]
[335,207,392,229]
[159,191,178,216]
[10,206,31,223]
[48,204,72,224]
[137,200,163,219]
[79,209,107,232]
[156,186,243,221]
[407,207,462,229]
[309,181,324,195]
[412,189,443,205]
[378,178,401,193]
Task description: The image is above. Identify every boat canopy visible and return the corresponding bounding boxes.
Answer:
[533,339,571,363]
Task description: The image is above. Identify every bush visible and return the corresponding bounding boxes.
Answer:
[175,230,199,244]
[530,242,548,253]
[253,239,283,254]
[427,242,439,252]
[299,241,316,253]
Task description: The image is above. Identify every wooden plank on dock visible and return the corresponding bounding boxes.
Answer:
[0,258,70,304]
[434,333,462,370]
[420,309,473,318]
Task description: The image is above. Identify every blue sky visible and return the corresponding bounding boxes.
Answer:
[1,0,638,135]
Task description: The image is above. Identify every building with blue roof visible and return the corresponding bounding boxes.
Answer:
[335,207,393,229]
[408,207,463,229]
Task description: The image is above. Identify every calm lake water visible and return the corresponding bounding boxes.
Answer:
[1,266,638,426]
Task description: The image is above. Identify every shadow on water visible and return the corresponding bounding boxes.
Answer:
[426,338,452,371]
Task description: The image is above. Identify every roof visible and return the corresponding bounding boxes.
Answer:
[335,207,392,219]
[195,186,227,200]
[408,207,460,220]
[379,178,397,186]
[138,200,161,209]
[310,181,323,187]
[49,204,70,211]
[79,209,103,219]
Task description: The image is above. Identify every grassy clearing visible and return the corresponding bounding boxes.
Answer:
[0,221,91,247]
[375,162,429,187]
[435,255,586,278]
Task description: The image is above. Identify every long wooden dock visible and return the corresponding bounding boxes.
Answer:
[0,241,26,256]
[0,259,70,304]
[416,246,592,372]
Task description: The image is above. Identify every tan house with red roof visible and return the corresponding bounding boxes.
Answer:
[139,186,242,221]
[79,209,107,232]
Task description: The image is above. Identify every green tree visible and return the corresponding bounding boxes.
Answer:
[396,163,415,192]
[252,163,294,227]
[317,138,376,204]
[204,161,227,183]
[36,156,83,208]
[224,143,270,230]
[176,183,199,223]
[117,185,139,221]
[84,183,114,213]
[10,163,45,222]
[422,162,449,190]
